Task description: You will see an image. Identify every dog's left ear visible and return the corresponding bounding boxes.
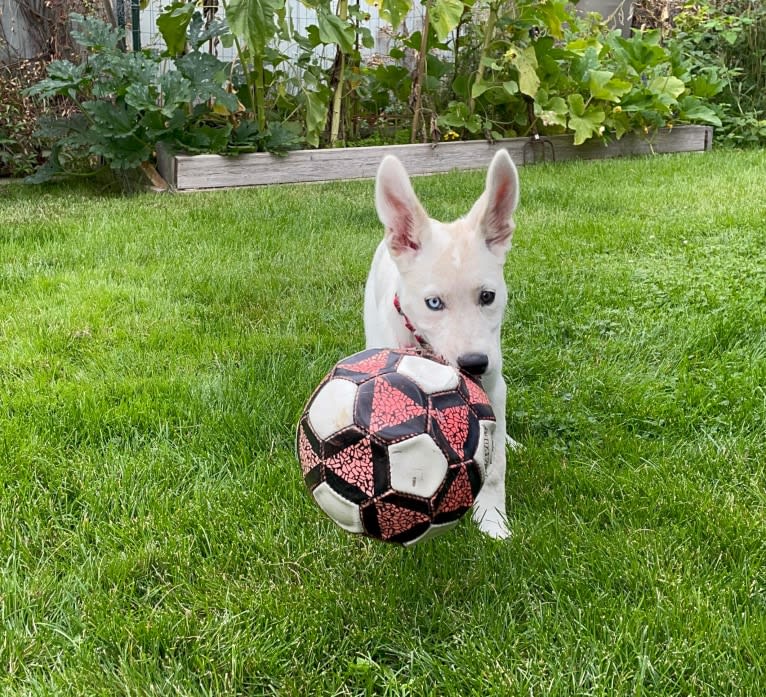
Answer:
[468,149,519,255]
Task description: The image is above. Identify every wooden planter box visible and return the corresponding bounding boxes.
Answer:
[156,125,712,191]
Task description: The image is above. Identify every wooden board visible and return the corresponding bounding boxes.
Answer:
[157,125,713,191]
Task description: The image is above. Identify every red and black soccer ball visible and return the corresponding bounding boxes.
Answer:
[296,348,496,546]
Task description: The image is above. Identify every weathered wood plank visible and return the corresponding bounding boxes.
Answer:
[158,125,713,191]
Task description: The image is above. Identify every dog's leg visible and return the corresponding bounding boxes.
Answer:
[506,434,523,451]
[473,372,510,539]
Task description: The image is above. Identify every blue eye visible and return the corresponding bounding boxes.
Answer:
[479,290,496,306]
[425,297,445,311]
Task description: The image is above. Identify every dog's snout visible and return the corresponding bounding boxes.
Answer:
[457,353,489,376]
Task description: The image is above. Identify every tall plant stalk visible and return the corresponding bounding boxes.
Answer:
[468,0,499,116]
[329,0,349,146]
[222,0,282,134]
[410,0,432,142]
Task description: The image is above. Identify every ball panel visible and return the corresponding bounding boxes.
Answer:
[403,520,460,547]
[474,419,496,478]
[333,348,400,383]
[296,417,323,477]
[323,432,376,498]
[432,464,475,523]
[396,354,459,394]
[430,395,480,464]
[462,374,495,421]
[324,467,369,506]
[308,378,359,440]
[388,433,448,499]
[312,481,364,533]
[362,495,431,543]
[355,373,427,441]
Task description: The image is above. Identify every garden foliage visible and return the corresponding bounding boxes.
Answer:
[19,0,755,183]
[670,0,766,146]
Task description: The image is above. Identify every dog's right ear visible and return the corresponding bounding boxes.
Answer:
[375,156,430,257]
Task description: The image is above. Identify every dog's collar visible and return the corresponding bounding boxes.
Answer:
[393,294,431,351]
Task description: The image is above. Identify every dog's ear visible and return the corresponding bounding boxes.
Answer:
[376,156,430,257]
[468,149,519,255]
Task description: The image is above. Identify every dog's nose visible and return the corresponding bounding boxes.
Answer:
[457,353,489,376]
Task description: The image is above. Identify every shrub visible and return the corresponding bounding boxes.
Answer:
[25,13,301,184]
[0,60,48,177]
[439,0,722,143]
[671,0,766,145]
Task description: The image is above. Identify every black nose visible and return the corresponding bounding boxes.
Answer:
[457,353,489,376]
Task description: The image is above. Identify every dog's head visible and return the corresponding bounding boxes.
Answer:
[375,150,519,376]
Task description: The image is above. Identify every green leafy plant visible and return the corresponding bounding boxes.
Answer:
[441,0,722,144]
[671,0,766,146]
[25,12,300,184]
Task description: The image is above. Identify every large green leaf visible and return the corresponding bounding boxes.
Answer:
[678,96,722,127]
[176,52,241,112]
[369,0,412,29]
[531,0,572,40]
[24,60,86,100]
[303,88,329,148]
[315,9,355,53]
[157,71,194,117]
[567,94,604,144]
[648,75,686,100]
[535,95,568,128]
[156,1,196,57]
[505,45,540,99]
[613,32,667,72]
[225,0,284,56]
[589,70,632,103]
[69,13,125,52]
[429,0,464,43]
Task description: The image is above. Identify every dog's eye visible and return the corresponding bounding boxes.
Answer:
[479,290,496,306]
[425,297,445,311]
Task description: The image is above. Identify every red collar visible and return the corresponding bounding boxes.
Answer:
[393,294,431,350]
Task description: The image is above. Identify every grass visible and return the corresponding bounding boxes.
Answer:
[1,148,765,695]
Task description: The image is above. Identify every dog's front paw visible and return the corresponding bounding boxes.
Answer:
[472,505,511,539]
[505,434,523,451]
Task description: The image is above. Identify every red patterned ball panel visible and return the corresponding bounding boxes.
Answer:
[429,390,480,463]
[432,463,484,524]
[355,372,428,442]
[332,348,402,384]
[461,373,495,420]
[360,493,432,544]
[321,426,390,501]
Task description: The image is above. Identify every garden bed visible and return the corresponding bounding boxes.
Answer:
[157,125,712,191]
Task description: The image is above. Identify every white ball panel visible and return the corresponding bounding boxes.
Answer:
[475,420,496,478]
[396,355,459,394]
[403,520,459,547]
[308,378,358,440]
[312,481,364,533]
[388,433,448,498]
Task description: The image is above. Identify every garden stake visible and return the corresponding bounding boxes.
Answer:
[523,133,556,165]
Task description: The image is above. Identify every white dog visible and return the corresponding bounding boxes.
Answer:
[364,149,520,539]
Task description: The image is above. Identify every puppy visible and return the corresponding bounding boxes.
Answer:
[364,150,520,538]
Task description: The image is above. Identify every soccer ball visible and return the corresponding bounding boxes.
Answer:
[296,348,496,546]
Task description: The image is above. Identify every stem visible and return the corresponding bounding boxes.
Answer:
[220,0,264,131]
[329,0,349,147]
[411,0,432,143]
[254,54,266,133]
[468,0,498,116]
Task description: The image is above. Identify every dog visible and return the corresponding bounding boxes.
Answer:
[364,149,520,539]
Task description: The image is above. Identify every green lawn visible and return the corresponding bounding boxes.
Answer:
[1,149,765,695]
